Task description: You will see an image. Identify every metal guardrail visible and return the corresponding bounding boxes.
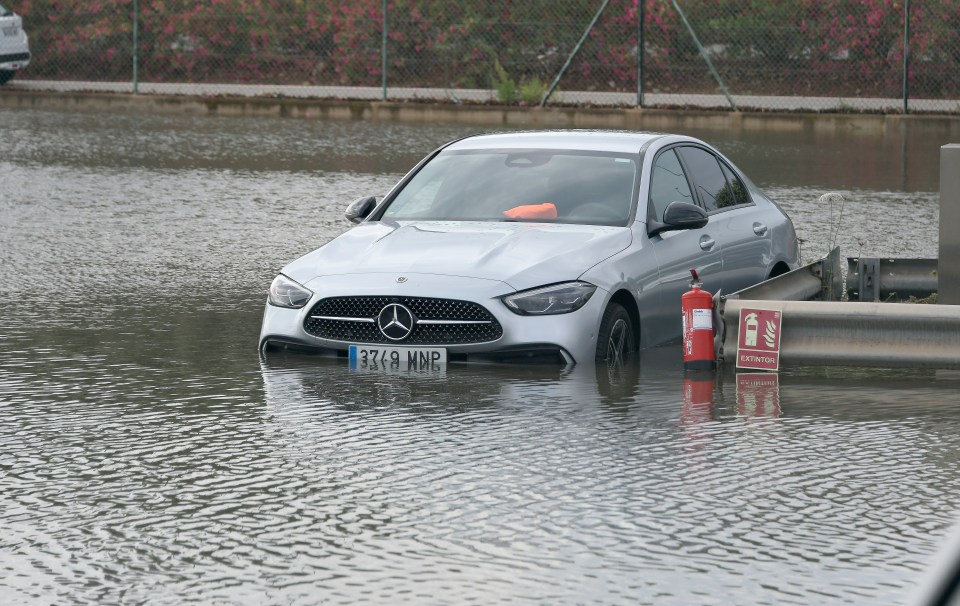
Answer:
[846,257,938,302]
[714,247,958,369]
[719,247,843,304]
[711,248,840,365]
[717,298,960,369]
[711,144,954,370]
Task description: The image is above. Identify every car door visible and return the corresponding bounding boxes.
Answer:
[642,147,724,346]
[676,145,770,295]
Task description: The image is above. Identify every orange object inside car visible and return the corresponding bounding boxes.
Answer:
[502,202,558,220]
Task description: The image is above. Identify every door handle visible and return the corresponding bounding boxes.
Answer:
[753,222,768,236]
[699,235,716,251]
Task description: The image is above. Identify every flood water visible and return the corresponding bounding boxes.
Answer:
[1,107,958,605]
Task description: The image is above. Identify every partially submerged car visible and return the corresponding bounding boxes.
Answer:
[260,130,799,367]
[0,2,29,84]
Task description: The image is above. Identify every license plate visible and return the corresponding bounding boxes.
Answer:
[348,344,447,371]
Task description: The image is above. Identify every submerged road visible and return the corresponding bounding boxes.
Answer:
[0,105,956,605]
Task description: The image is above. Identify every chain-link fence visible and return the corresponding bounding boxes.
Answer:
[7,0,960,113]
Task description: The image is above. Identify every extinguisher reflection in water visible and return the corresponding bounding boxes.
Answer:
[681,268,716,371]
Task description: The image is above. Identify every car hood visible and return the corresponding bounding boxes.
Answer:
[282,221,632,291]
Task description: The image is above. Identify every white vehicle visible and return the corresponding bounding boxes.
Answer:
[260,131,800,367]
[0,2,29,85]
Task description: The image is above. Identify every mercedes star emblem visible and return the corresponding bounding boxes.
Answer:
[377,303,415,341]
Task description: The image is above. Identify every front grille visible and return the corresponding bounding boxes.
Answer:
[0,52,29,62]
[304,296,503,345]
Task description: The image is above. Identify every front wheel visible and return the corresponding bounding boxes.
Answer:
[595,303,634,365]
[0,71,15,85]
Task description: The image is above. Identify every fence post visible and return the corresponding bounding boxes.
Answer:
[637,0,644,107]
[902,0,910,114]
[381,0,388,101]
[132,0,139,94]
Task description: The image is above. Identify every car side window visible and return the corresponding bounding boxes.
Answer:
[677,146,728,212]
[718,162,751,208]
[649,149,693,221]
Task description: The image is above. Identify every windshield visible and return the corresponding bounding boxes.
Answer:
[381,149,638,226]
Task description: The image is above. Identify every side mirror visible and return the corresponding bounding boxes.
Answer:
[345,196,377,224]
[648,201,708,236]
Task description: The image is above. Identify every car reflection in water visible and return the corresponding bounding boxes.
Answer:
[259,344,793,422]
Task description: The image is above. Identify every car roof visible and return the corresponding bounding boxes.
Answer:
[444,130,676,154]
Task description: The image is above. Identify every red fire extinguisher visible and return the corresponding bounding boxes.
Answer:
[682,268,716,371]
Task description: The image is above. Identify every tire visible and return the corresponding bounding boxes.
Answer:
[0,71,14,85]
[595,303,635,365]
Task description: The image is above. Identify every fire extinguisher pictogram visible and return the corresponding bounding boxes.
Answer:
[682,268,716,371]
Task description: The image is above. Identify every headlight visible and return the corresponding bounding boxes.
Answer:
[268,274,313,308]
[502,281,597,315]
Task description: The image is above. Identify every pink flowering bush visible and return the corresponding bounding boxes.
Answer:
[9,0,960,101]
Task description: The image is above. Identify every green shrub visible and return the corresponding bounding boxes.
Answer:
[493,59,519,103]
[518,77,547,104]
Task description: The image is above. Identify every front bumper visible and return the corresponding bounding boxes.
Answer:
[259,272,606,365]
[0,51,29,71]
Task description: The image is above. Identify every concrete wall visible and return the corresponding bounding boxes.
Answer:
[4,89,960,138]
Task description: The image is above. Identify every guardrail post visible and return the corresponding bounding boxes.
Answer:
[858,258,880,302]
[941,145,960,304]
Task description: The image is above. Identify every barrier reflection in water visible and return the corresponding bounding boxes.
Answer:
[734,373,781,419]
[262,346,960,423]
[681,371,780,426]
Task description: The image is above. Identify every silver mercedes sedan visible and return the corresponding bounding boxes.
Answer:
[260,130,799,367]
